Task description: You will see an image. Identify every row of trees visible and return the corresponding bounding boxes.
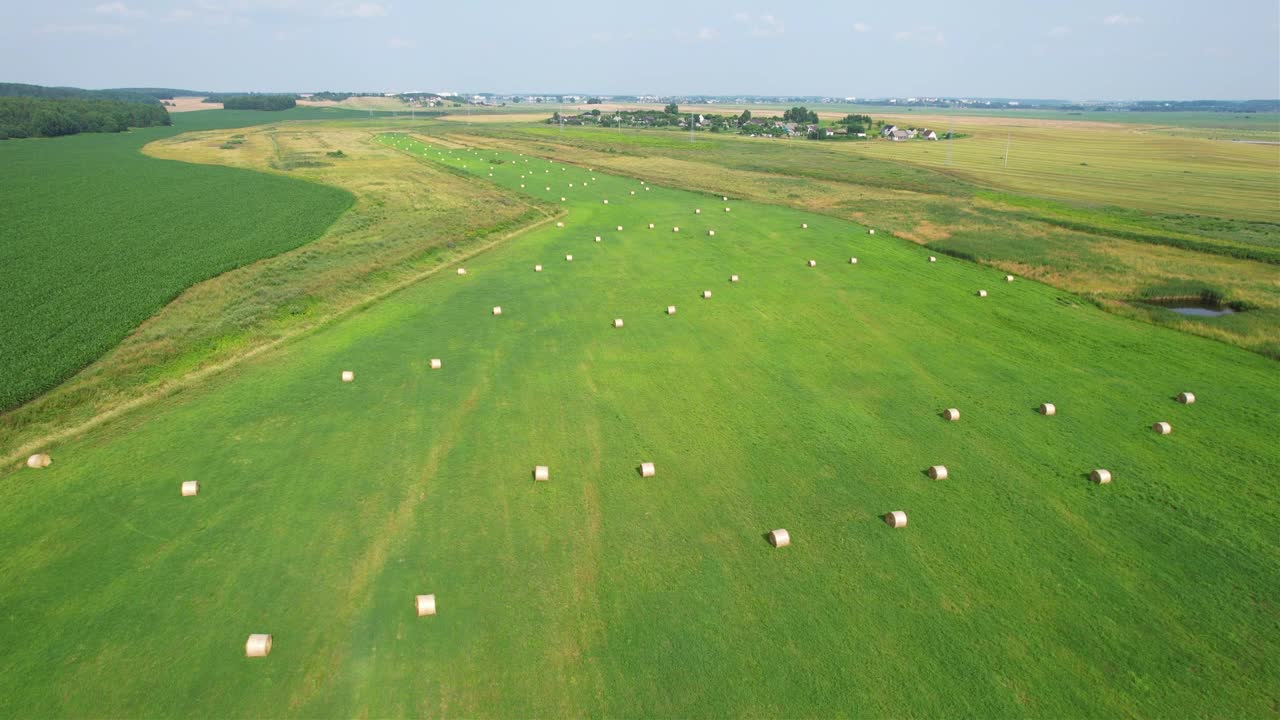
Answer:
[212,95,298,111]
[781,106,819,124]
[835,113,874,133]
[0,82,168,105]
[0,96,170,139]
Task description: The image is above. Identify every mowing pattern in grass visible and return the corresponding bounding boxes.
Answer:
[458,123,1280,357]
[0,137,1275,717]
[0,109,360,410]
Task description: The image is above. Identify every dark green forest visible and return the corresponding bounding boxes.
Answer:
[0,82,169,105]
[0,96,170,139]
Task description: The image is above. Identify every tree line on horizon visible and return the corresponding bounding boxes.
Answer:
[0,95,170,139]
[205,94,297,111]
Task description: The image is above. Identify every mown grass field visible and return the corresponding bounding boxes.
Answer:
[1,134,1275,717]
[0,108,362,411]
[518,116,1280,223]
[458,122,1280,357]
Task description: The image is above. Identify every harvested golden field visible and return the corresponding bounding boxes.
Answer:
[839,119,1279,221]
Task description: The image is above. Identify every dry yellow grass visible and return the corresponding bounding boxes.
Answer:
[297,96,409,111]
[166,96,221,112]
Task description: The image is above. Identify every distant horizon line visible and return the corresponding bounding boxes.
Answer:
[5,81,1277,105]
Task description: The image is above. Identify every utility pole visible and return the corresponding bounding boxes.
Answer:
[1003,132,1011,168]
[689,112,694,143]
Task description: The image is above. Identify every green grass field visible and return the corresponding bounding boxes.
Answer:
[460,121,1280,357]
[0,109,363,411]
[1,133,1275,717]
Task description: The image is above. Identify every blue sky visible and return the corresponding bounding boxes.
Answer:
[3,0,1277,99]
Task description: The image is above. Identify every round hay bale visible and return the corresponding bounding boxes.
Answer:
[617,225,623,231]
[520,184,525,188]
[595,235,601,242]
[1177,392,1196,404]
[545,186,551,191]
[1039,403,1056,416]
[613,318,624,328]
[181,481,199,497]
[708,230,716,237]
[492,306,503,316]
[555,222,564,228]
[648,223,655,229]
[415,594,437,616]
[768,529,790,548]
[884,511,908,528]
[666,306,677,315]
[565,254,573,261]
[1005,275,1015,282]
[808,260,817,267]
[695,208,701,214]
[457,268,467,276]
[1091,469,1112,484]
[26,453,51,469]
[603,199,609,204]
[869,229,876,234]
[702,290,712,299]
[730,274,740,282]
[561,197,566,202]
[341,371,355,383]
[245,634,272,657]
[1153,421,1172,435]
[673,226,680,233]
[977,290,988,297]
[943,408,960,421]
[534,465,549,482]
[640,462,655,478]
[535,264,543,272]
[722,196,728,201]
[630,190,635,195]
[430,358,442,370]
[927,465,948,480]
[725,207,731,212]
[646,187,650,191]
[929,256,937,263]
[849,257,858,264]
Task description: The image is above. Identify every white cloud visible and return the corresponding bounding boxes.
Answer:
[324,2,389,17]
[1048,25,1070,37]
[893,25,945,47]
[696,27,719,41]
[853,22,870,33]
[94,2,146,18]
[40,22,132,34]
[387,35,413,48]
[733,12,784,37]
[1103,13,1142,25]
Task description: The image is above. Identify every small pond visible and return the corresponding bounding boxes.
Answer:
[1142,298,1238,317]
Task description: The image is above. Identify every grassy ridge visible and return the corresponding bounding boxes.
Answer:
[0,136,1274,716]
[0,109,362,410]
